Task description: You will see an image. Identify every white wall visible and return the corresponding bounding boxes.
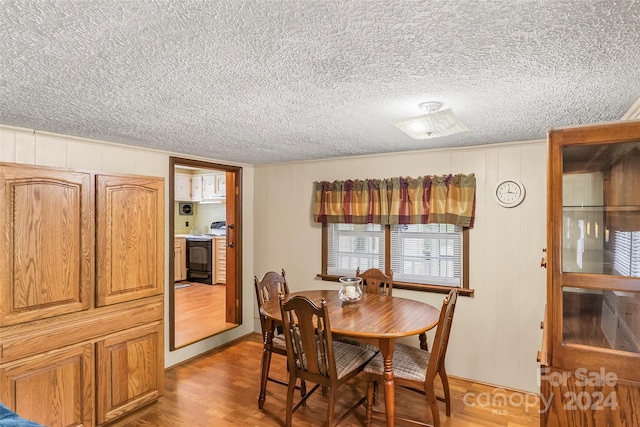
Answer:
[253,140,547,393]
[0,125,256,368]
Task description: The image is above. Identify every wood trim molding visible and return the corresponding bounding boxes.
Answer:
[622,96,640,120]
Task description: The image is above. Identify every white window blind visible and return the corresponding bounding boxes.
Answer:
[327,223,385,276]
[391,224,462,287]
[612,230,640,277]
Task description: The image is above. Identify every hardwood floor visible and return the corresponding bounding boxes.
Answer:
[174,282,238,347]
[114,334,540,427]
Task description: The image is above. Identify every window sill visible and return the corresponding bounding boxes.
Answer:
[315,274,474,296]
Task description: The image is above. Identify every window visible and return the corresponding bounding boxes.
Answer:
[391,224,462,287]
[322,223,470,294]
[327,224,385,276]
[612,230,640,277]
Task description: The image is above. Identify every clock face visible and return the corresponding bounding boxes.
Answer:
[495,180,525,207]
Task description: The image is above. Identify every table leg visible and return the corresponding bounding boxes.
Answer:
[379,338,395,427]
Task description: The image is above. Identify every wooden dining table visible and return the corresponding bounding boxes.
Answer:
[259,289,441,427]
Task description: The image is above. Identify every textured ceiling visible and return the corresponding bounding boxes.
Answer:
[1,1,639,165]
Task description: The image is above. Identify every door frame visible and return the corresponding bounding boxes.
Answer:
[168,156,243,350]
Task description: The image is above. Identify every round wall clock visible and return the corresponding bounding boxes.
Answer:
[495,179,526,208]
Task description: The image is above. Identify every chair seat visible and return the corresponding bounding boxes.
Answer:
[364,342,430,382]
[333,341,377,379]
[334,336,380,354]
[271,334,287,352]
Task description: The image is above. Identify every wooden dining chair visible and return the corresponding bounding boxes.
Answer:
[279,294,377,427]
[364,289,459,427]
[356,267,393,296]
[357,267,428,351]
[254,270,305,409]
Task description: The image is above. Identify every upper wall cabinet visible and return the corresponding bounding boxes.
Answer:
[201,173,226,200]
[0,163,94,326]
[96,174,164,306]
[191,174,203,202]
[174,172,191,201]
[174,171,225,203]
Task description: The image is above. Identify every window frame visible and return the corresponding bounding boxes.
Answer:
[319,223,473,296]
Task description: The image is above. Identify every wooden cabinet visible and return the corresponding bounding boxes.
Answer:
[96,174,164,307]
[0,343,94,427]
[0,162,165,427]
[0,165,93,326]
[214,237,226,284]
[174,172,191,201]
[174,237,187,281]
[96,322,163,424]
[216,172,226,195]
[202,173,226,200]
[540,121,640,426]
[191,174,203,202]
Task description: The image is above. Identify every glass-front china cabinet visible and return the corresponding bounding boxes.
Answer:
[540,120,640,426]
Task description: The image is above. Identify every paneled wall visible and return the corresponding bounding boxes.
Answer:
[0,125,255,368]
[253,141,547,393]
[1,123,547,392]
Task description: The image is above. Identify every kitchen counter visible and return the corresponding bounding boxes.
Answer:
[175,231,226,239]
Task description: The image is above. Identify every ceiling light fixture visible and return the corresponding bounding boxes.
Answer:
[391,101,468,140]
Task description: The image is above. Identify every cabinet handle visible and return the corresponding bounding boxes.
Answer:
[540,257,547,268]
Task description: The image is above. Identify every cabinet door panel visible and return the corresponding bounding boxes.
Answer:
[0,343,93,427]
[215,173,226,194]
[0,163,93,326]
[96,174,164,306]
[201,174,216,199]
[96,322,163,424]
[174,173,191,201]
[174,238,186,281]
[541,366,640,427]
[191,175,202,201]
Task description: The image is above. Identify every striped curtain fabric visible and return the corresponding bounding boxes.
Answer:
[313,174,476,227]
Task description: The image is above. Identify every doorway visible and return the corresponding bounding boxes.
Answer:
[169,157,242,350]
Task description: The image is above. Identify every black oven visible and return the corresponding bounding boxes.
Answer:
[186,237,213,284]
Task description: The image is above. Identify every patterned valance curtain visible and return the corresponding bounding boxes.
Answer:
[313,174,476,227]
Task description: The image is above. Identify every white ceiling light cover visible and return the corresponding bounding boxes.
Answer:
[391,108,469,140]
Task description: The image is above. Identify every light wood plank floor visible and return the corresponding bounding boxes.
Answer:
[115,334,540,427]
[174,282,237,347]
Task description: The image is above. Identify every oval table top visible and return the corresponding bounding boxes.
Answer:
[259,289,440,339]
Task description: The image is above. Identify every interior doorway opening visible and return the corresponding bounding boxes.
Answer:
[169,157,242,350]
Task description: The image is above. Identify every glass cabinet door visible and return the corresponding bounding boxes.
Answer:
[560,140,640,353]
